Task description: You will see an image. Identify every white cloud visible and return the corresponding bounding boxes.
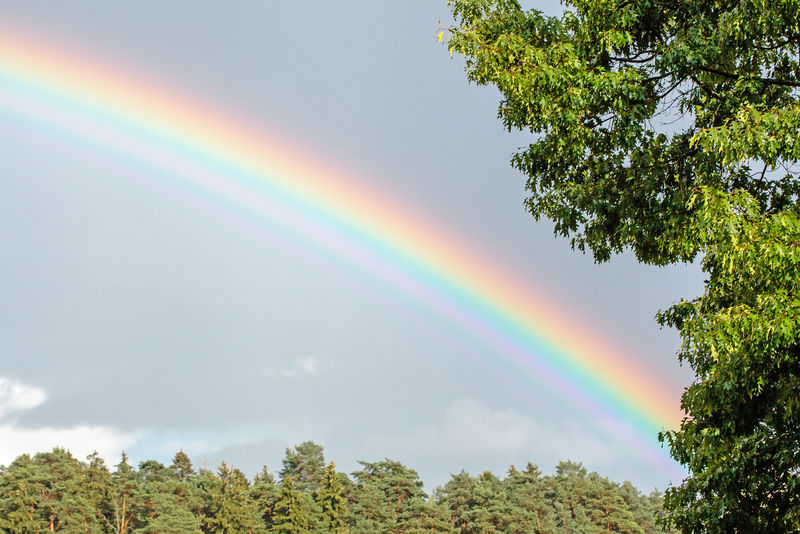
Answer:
[0,424,140,466]
[0,377,140,466]
[296,357,319,375]
[264,356,320,378]
[0,377,47,419]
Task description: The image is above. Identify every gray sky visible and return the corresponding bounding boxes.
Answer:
[0,1,701,491]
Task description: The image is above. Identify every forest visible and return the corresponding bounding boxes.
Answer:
[0,442,677,533]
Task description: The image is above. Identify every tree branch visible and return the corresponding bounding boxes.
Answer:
[698,66,800,88]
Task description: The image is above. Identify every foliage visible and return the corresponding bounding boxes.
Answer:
[657,188,800,531]
[280,441,326,494]
[271,475,310,534]
[0,444,674,533]
[442,0,799,263]
[250,466,281,527]
[349,458,427,532]
[443,0,800,530]
[203,461,261,533]
[315,462,348,533]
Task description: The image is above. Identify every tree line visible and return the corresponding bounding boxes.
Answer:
[0,441,677,533]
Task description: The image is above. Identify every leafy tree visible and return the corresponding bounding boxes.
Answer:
[657,188,800,531]
[443,0,800,265]
[443,0,800,530]
[437,470,477,534]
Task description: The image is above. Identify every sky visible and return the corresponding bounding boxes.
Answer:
[0,1,702,491]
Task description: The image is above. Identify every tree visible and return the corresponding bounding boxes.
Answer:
[504,463,555,533]
[280,441,326,494]
[437,470,476,534]
[656,189,800,531]
[351,459,427,526]
[0,454,49,533]
[31,448,102,532]
[315,462,348,533]
[443,0,800,530]
[249,466,281,528]
[83,452,113,528]
[109,452,140,534]
[443,0,800,265]
[272,475,310,533]
[463,471,514,533]
[203,462,262,534]
[396,496,454,534]
[346,479,393,534]
[169,450,196,482]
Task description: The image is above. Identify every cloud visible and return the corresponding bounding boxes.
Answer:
[296,357,318,375]
[360,398,682,491]
[264,356,321,378]
[0,424,140,466]
[0,377,140,466]
[364,397,540,458]
[0,377,47,419]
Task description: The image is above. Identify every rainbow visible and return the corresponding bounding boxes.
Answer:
[0,29,683,476]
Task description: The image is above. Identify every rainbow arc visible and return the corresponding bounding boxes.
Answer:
[0,29,682,477]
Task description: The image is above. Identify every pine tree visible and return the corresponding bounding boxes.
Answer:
[546,461,595,534]
[504,463,555,533]
[315,462,347,533]
[109,452,140,534]
[464,471,513,533]
[272,475,310,533]
[0,454,48,533]
[346,482,392,534]
[169,450,196,482]
[249,466,281,528]
[583,473,643,534]
[131,457,200,533]
[32,448,102,532]
[436,470,477,534]
[84,452,113,532]
[396,497,454,534]
[203,461,262,534]
[280,441,326,494]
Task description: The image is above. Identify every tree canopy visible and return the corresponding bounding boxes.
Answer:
[442,0,800,531]
[443,0,799,264]
[0,444,675,533]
